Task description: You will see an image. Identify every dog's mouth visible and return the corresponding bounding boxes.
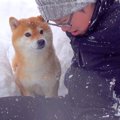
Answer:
[37,39,45,49]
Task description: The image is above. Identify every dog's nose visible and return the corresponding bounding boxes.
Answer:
[37,39,45,49]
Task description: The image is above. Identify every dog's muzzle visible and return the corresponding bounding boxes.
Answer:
[37,39,45,49]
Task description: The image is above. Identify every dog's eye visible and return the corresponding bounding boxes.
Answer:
[40,30,43,34]
[25,32,31,37]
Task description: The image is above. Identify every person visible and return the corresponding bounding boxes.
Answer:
[35,0,120,119]
[0,0,120,120]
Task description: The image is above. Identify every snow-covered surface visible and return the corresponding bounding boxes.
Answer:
[0,0,73,97]
[0,41,19,97]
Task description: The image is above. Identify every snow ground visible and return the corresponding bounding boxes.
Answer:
[0,0,73,97]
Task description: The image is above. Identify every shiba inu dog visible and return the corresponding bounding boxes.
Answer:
[9,16,61,97]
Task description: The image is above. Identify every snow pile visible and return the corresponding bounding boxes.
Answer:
[0,41,20,97]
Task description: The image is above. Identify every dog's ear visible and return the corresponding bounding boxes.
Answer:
[37,16,45,22]
[9,17,19,31]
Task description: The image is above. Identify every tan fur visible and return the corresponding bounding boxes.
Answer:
[9,16,61,97]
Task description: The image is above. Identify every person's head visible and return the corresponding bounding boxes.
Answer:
[36,0,96,36]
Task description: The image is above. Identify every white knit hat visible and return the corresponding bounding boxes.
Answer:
[35,0,96,21]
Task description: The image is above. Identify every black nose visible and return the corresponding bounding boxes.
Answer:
[37,39,45,49]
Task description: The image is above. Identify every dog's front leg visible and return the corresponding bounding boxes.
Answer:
[15,79,31,96]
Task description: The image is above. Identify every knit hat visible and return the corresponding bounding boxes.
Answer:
[35,0,96,21]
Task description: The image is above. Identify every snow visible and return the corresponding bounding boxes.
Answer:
[0,0,73,97]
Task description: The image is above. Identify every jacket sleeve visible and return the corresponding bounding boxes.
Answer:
[0,96,119,120]
[0,96,74,120]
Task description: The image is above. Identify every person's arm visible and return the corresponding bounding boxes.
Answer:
[0,96,74,120]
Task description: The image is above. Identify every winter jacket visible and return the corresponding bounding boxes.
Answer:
[0,0,120,120]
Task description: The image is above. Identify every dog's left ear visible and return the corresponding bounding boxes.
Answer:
[9,17,19,31]
[37,16,45,22]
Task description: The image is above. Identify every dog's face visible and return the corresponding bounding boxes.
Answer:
[9,16,53,53]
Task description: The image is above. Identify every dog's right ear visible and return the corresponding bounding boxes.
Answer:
[9,17,19,31]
